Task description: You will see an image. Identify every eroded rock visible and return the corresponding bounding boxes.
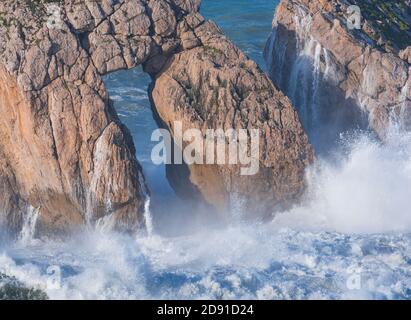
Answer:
[265,0,411,146]
[0,0,312,234]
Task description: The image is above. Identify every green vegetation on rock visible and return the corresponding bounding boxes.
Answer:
[0,273,48,300]
[348,0,411,50]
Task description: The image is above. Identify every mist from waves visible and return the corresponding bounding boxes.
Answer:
[1,126,411,300]
[279,128,411,234]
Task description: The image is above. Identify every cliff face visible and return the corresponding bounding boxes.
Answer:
[151,19,314,218]
[265,0,411,149]
[0,0,313,235]
[0,0,202,235]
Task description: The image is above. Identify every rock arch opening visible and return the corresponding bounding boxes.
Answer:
[103,66,215,236]
[0,0,313,237]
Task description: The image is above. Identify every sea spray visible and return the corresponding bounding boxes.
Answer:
[229,192,247,222]
[95,174,154,235]
[398,81,410,129]
[95,210,116,233]
[138,172,154,236]
[287,37,323,133]
[310,41,323,140]
[386,81,410,132]
[4,215,411,299]
[5,128,411,299]
[143,198,154,236]
[265,30,276,72]
[275,128,411,234]
[293,8,312,52]
[19,206,39,244]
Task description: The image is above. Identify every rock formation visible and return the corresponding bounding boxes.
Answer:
[265,0,411,150]
[0,0,313,235]
[0,0,160,235]
[151,18,313,218]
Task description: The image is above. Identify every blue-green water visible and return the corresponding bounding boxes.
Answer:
[201,0,278,69]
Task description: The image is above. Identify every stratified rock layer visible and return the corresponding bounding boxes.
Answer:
[0,0,313,233]
[265,0,411,148]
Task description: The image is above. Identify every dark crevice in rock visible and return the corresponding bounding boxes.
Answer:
[0,0,313,236]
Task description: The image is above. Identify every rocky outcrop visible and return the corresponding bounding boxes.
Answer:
[0,0,203,236]
[265,0,411,149]
[151,18,314,218]
[0,0,313,234]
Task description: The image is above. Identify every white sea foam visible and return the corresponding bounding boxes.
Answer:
[2,220,410,300]
[275,129,411,234]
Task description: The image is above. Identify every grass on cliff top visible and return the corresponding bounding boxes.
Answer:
[24,0,62,15]
[0,0,63,41]
[347,0,411,50]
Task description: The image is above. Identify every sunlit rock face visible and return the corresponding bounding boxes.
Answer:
[265,0,411,151]
[0,0,199,235]
[151,19,313,219]
[0,0,312,235]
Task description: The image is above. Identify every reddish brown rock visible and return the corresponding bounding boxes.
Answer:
[265,0,411,146]
[0,0,313,234]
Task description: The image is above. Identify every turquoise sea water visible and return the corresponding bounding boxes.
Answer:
[1,1,411,300]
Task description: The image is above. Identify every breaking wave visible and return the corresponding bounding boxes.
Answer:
[1,128,411,300]
[276,128,411,234]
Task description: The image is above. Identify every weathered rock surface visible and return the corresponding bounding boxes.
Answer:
[151,19,314,218]
[0,0,202,235]
[265,0,411,148]
[0,0,313,233]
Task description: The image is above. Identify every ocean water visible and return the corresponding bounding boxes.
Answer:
[1,0,411,300]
